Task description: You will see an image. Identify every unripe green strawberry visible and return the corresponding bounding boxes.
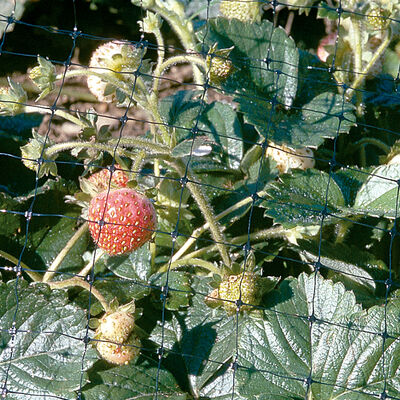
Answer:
[206,45,235,85]
[88,164,129,192]
[96,311,135,343]
[266,142,315,173]
[367,7,390,30]
[218,272,260,314]
[96,333,141,365]
[88,188,157,255]
[219,0,262,22]
[87,41,145,102]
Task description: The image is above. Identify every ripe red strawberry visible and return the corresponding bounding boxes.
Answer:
[88,164,129,192]
[88,188,157,255]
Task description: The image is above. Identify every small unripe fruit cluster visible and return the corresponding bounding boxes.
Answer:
[367,7,390,30]
[266,142,315,173]
[217,272,260,314]
[206,46,235,85]
[95,311,140,365]
[219,0,262,22]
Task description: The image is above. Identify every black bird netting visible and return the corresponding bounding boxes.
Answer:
[1,0,400,399]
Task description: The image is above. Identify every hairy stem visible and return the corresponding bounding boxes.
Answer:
[159,257,220,274]
[46,138,170,159]
[169,159,231,266]
[152,55,206,94]
[171,190,268,263]
[354,137,391,154]
[141,2,203,85]
[24,105,87,127]
[0,250,42,282]
[47,277,110,312]
[346,28,392,99]
[42,223,88,283]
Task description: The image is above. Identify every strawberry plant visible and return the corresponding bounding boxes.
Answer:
[1,0,400,399]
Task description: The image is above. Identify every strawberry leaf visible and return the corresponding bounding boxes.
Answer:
[354,164,400,218]
[236,273,400,399]
[200,102,244,170]
[150,271,192,310]
[81,358,186,400]
[105,243,152,282]
[0,280,98,399]
[237,92,356,148]
[159,90,203,143]
[295,239,388,296]
[262,169,346,227]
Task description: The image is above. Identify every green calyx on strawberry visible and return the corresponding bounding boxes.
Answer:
[88,188,157,255]
[219,0,262,22]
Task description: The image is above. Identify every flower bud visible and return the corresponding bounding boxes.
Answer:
[0,79,27,115]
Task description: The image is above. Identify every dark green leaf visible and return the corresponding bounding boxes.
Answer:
[159,90,203,143]
[296,239,388,293]
[200,102,243,169]
[82,358,186,399]
[332,167,373,207]
[105,243,152,281]
[237,92,356,148]
[295,50,336,106]
[150,276,237,395]
[354,164,400,218]
[236,273,400,399]
[150,271,192,310]
[262,169,346,227]
[0,280,98,399]
[36,219,89,279]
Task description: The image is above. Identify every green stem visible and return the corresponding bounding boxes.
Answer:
[153,55,206,95]
[0,250,42,282]
[354,137,391,154]
[47,277,110,312]
[346,29,392,100]
[24,105,87,128]
[46,139,169,160]
[151,25,166,99]
[142,2,203,85]
[351,18,364,116]
[169,159,231,267]
[166,226,290,271]
[159,258,220,274]
[171,190,267,263]
[110,137,170,153]
[42,223,88,283]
